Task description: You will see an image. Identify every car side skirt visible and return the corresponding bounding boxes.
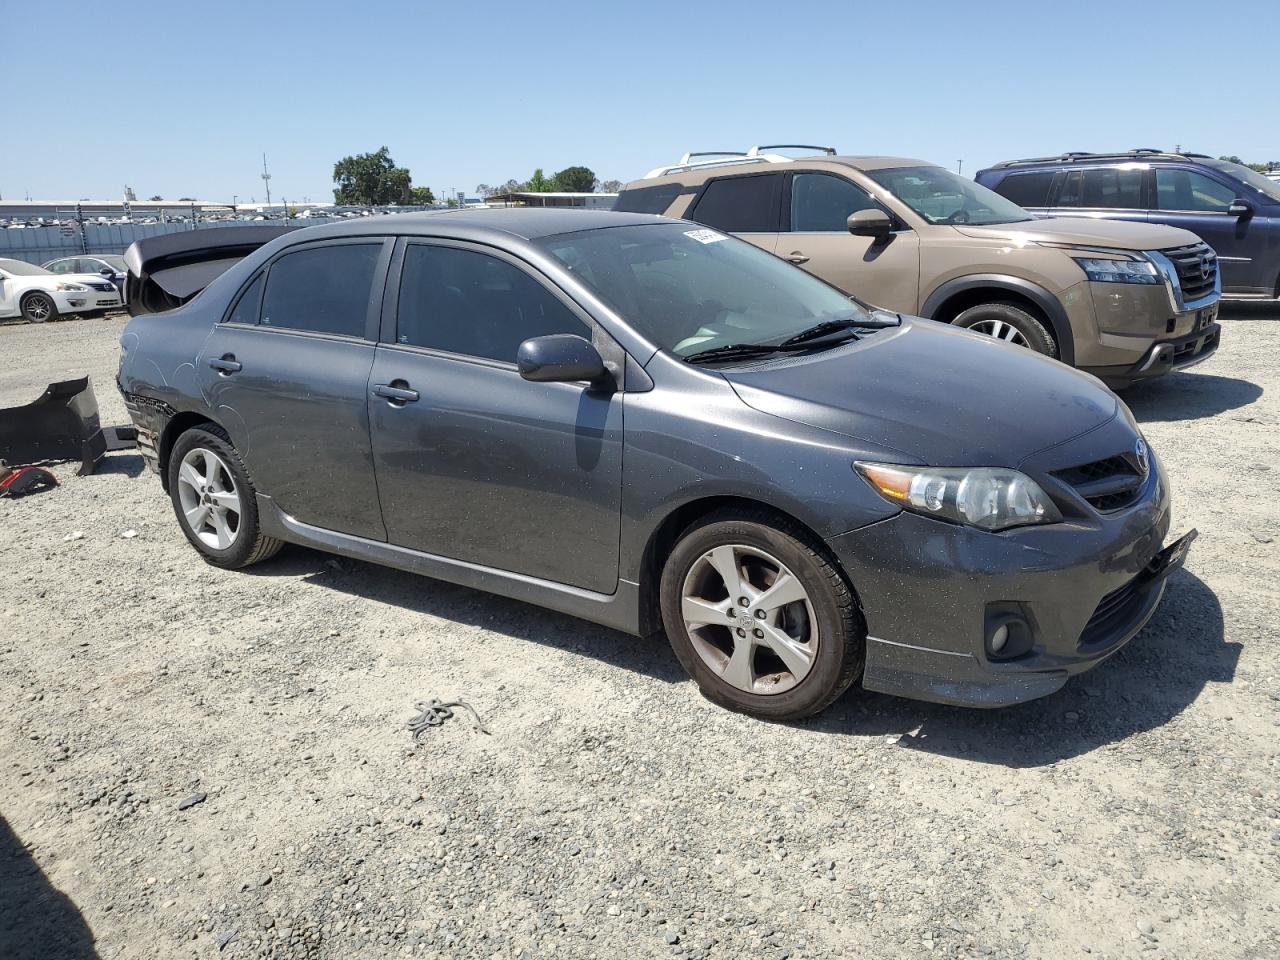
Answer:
[257,496,644,636]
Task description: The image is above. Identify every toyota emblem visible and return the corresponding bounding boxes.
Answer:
[1134,439,1149,476]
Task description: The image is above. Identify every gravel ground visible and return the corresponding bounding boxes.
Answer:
[1,308,1277,960]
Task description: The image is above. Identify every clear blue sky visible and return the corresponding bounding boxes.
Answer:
[6,0,1277,202]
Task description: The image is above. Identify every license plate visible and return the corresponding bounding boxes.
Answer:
[1195,306,1217,331]
[1140,529,1198,586]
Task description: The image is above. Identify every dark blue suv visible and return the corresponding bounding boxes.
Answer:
[976,151,1280,300]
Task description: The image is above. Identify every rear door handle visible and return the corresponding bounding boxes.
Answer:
[373,382,420,404]
[209,355,242,374]
[785,252,810,264]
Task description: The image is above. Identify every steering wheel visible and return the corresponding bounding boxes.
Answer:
[943,208,971,225]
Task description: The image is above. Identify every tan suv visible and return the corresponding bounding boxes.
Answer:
[616,146,1222,386]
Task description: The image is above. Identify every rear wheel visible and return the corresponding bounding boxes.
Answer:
[21,292,57,323]
[660,510,864,721]
[952,301,1057,357]
[167,425,283,569]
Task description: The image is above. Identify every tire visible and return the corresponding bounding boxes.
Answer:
[20,291,57,324]
[659,509,864,721]
[952,301,1057,357]
[167,424,284,569]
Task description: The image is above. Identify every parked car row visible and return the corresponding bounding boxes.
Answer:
[616,145,1225,387]
[117,190,1199,720]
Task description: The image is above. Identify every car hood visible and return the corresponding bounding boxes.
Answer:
[954,217,1197,250]
[722,318,1118,467]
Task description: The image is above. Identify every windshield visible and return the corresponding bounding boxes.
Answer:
[867,165,1034,225]
[536,223,872,357]
[1201,159,1280,203]
[0,258,51,277]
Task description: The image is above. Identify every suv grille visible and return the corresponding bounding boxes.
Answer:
[1052,454,1145,512]
[1159,242,1217,302]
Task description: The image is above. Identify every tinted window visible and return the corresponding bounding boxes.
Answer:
[992,171,1054,207]
[1056,167,1144,209]
[1155,169,1235,212]
[396,244,590,363]
[227,272,265,325]
[689,174,781,232]
[614,182,684,214]
[47,260,72,274]
[260,243,380,336]
[790,173,877,231]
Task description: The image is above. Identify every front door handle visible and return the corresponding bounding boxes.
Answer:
[785,252,810,264]
[373,382,420,405]
[209,355,242,374]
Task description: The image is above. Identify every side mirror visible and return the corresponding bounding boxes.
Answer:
[1228,199,1254,218]
[517,334,608,385]
[848,208,893,238]
[100,266,115,276]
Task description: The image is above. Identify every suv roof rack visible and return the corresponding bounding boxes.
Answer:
[641,144,838,179]
[991,149,1210,169]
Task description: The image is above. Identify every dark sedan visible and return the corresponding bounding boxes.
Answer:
[116,210,1193,719]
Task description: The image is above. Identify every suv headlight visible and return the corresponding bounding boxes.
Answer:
[1072,257,1160,285]
[56,282,89,292]
[855,462,1062,531]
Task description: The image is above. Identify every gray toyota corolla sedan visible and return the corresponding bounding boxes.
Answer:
[117,210,1195,720]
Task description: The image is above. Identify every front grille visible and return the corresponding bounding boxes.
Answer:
[1053,453,1145,512]
[1079,574,1145,646]
[1159,242,1217,302]
[86,281,115,291]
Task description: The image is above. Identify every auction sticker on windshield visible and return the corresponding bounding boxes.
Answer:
[684,228,726,244]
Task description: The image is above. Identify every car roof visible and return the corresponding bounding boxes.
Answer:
[285,208,656,244]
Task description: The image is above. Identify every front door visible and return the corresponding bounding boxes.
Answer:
[367,239,623,594]
[777,171,920,312]
[198,239,390,541]
[1151,166,1265,294]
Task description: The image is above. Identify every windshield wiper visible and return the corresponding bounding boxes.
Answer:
[684,342,805,365]
[780,313,900,346]
[685,314,902,366]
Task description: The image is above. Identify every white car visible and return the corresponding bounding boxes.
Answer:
[0,257,122,322]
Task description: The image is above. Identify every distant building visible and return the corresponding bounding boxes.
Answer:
[484,192,617,210]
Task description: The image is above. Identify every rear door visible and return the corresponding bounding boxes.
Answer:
[1150,165,1259,292]
[776,171,920,312]
[684,172,783,255]
[366,239,623,593]
[1048,164,1151,225]
[197,238,391,540]
[985,169,1056,217]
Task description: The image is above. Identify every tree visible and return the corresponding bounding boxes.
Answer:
[148,195,163,201]
[333,146,415,205]
[1219,155,1243,164]
[526,168,555,193]
[598,179,623,194]
[409,186,435,205]
[475,183,493,198]
[552,165,596,193]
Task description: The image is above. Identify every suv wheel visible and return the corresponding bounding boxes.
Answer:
[660,510,864,721]
[167,425,284,569]
[952,301,1057,357]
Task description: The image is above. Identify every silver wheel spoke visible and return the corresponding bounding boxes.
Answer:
[211,510,233,550]
[754,571,806,615]
[706,545,745,599]
[759,622,812,678]
[178,462,203,492]
[185,504,210,531]
[202,452,220,489]
[209,491,239,513]
[682,595,729,626]
[722,637,755,690]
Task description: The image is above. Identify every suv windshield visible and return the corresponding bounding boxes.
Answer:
[1201,158,1280,203]
[536,223,873,357]
[868,166,1034,225]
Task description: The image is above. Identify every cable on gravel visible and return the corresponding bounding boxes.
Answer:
[408,699,491,739]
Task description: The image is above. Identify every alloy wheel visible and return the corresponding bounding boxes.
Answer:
[26,295,52,321]
[680,544,818,695]
[967,318,1030,347]
[176,447,242,550]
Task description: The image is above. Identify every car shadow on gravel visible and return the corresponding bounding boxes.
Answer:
[0,815,98,959]
[1122,372,1262,422]
[247,546,690,683]
[806,569,1236,767]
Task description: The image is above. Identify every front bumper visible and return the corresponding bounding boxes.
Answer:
[827,427,1178,707]
[1090,319,1221,387]
[52,290,97,314]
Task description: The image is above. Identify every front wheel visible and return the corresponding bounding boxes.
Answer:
[167,425,283,569]
[21,292,57,323]
[660,510,864,721]
[952,301,1057,357]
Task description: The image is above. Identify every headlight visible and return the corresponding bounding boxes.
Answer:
[56,282,88,291]
[1072,257,1160,285]
[855,462,1062,531]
